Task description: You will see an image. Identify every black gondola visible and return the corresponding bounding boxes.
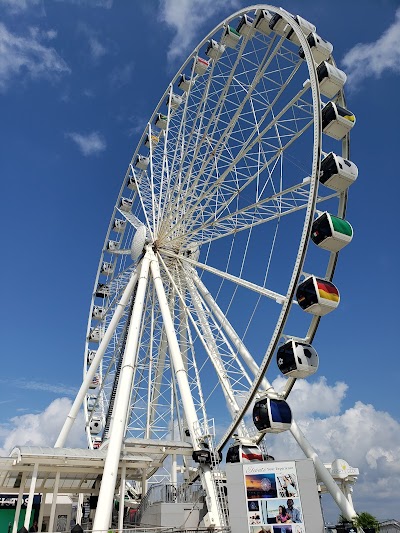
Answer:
[253,397,292,433]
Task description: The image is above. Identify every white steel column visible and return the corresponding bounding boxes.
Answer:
[24,463,38,530]
[37,492,46,532]
[76,493,84,525]
[118,463,126,531]
[55,268,139,447]
[290,420,357,520]
[48,471,60,533]
[150,249,222,528]
[12,472,27,533]
[93,252,151,532]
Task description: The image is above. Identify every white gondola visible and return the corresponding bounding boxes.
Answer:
[89,326,103,343]
[320,152,358,192]
[155,113,168,130]
[89,375,100,389]
[119,197,133,212]
[299,32,333,64]
[166,93,183,110]
[144,134,159,148]
[113,219,126,233]
[127,176,137,191]
[178,74,195,92]
[205,39,225,61]
[322,101,356,140]
[226,437,263,463]
[277,340,319,378]
[95,283,109,298]
[317,62,347,99]
[92,306,105,320]
[236,14,255,38]
[87,395,96,411]
[135,154,150,170]
[296,275,340,316]
[107,239,120,251]
[101,261,114,275]
[222,25,241,49]
[287,15,316,45]
[311,212,353,252]
[89,417,103,435]
[194,57,209,75]
[269,9,294,37]
[87,350,96,364]
[253,397,292,433]
[254,8,274,35]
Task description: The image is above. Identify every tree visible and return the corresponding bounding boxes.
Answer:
[352,512,380,532]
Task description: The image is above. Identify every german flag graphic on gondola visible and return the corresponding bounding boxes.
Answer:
[316,279,340,302]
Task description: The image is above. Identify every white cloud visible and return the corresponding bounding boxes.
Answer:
[342,7,400,90]
[66,131,106,156]
[0,378,77,396]
[0,398,86,455]
[55,0,112,7]
[88,35,107,60]
[158,0,239,64]
[109,62,134,88]
[0,0,42,14]
[0,23,70,92]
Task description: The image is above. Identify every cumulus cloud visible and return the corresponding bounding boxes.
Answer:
[0,398,86,455]
[66,131,106,156]
[158,0,240,64]
[0,23,70,91]
[342,7,400,90]
[262,378,400,520]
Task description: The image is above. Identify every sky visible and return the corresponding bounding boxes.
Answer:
[0,0,399,524]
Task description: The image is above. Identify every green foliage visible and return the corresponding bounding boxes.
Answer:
[352,511,380,531]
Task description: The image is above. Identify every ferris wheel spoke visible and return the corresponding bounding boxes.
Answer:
[165,33,285,224]
[160,81,312,245]
[161,249,289,305]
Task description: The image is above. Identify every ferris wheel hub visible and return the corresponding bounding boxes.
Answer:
[130,225,148,261]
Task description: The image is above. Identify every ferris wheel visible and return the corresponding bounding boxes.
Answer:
[56,4,358,529]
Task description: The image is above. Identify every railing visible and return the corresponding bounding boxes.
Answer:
[131,482,205,526]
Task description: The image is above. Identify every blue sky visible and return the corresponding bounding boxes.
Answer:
[0,0,399,523]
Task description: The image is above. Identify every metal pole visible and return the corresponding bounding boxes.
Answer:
[118,464,126,531]
[290,420,357,520]
[150,249,222,528]
[24,463,38,530]
[12,472,27,533]
[55,268,139,448]
[37,492,46,532]
[93,253,151,532]
[48,471,60,533]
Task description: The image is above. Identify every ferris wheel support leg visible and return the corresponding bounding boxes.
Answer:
[150,249,223,529]
[290,420,357,521]
[93,253,151,533]
[55,268,139,448]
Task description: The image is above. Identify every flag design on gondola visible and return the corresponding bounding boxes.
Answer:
[316,279,339,302]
